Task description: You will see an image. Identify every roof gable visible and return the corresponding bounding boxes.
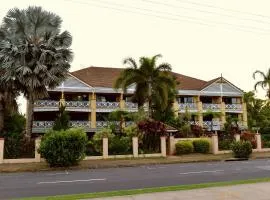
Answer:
[201,77,243,96]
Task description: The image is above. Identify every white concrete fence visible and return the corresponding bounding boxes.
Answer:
[168,133,267,155]
[0,137,167,164]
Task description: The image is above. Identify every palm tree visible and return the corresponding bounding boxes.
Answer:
[114,54,176,117]
[0,6,73,138]
[253,69,270,98]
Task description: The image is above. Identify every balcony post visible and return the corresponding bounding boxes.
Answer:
[220,102,226,126]
[196,96,203,127]
[242,102,248,128]
[90,93,96,128]
[173,99,179,117]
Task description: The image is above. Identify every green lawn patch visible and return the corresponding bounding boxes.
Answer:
[20,177,270,200]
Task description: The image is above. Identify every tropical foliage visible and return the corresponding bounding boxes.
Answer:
[253,69,270,98]
[0,6,73,137]
[114,54,177,118]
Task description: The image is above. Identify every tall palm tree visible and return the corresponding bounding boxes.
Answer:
[114,54,176,117]
[253,69,270,98]
[0,6,73,138]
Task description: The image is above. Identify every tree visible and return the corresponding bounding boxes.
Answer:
[114,54,176,118]
[253,69,270,98]
[0,6,73,138]
[53,104,70,131]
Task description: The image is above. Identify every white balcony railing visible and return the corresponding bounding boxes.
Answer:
[179,103,197,112]
[96,102,120,109]
[32,121,91,133]
[96,121,121,128]
[188,121,200,126]
[65,101,89,108]
[34,100,59,108]
[125,102,138,110]
[225,104,242,112]
[202,103,221,112]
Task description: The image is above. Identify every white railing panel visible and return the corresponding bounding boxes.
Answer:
[179,103,197,111]
[202,103,221,111]
[225,104,242,112]
[65,101,89,108]
[125,102,138,110]
[96,102,120,109]
[34,100,59,108]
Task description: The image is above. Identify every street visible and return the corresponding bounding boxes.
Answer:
[1,159,270,199]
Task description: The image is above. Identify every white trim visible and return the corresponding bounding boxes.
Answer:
[201,77,243,94]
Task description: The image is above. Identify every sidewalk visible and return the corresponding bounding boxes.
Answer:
[90,182,270,200]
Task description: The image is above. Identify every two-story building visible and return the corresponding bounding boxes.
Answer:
[32,66,247,134]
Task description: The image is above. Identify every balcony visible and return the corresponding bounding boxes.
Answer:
[65,101,90,112]
[32,121,91,133]
[96,121,120,129]
[202,103,221,112]
[96,102,120,112]
[34,100,59,111]
[125,102,138,112]
[34,100,90,112]
[225,104,242,113]
[179,103,197,113]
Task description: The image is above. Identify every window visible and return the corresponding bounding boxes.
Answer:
[178,96,194,103]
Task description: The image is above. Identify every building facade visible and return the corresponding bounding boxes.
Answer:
[32,66,247,133]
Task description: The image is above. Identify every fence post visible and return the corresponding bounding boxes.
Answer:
[256,133,262,150]
[161,136,166,157]
[234,134,240,142]
[103,137,108,159]
[169,135,175,155]
[0,138,4,164]
[211,133,219,154]
[132,137,138,158]
[35,137,41,162]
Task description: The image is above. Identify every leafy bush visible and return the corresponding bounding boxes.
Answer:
[241,131,256,149]
[193,139,210,153]
[109,136,131,155]
[85,140,101,156]
[53,105,70,131]
[175,141,193,155]
[191,125,204,137]
[92,128,114,154]
[218,139,233,150]
[263,141,270,148]
[138,119,166,153]
[39,128,87,167]
[231,141,252,158]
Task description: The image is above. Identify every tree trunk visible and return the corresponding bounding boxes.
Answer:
[25,96,34,139]
[0,97,4,135]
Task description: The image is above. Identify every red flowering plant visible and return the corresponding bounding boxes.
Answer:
[137,119,167,153]
[240,131,257,149]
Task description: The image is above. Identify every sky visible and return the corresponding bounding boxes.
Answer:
[1,0,270,113]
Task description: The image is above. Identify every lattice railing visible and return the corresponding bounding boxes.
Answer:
[179,103,197,111]
[225,104,242,111]
[65,101,89,108]
[188,121,200,126]
[34,100,59,108]
[202,103,221,111]
[125,121,136,126]
[96,121,121,128]
[96,102,120,109]
[33,121,90,129]
[125,102,138,110]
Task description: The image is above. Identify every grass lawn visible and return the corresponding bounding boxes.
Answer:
[20,177,270,200]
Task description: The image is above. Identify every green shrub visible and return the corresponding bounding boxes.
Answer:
[263,141,270,148]
[193,139,210,153]
[92,128,114,154]
[231,141,252,158]
[109,136,131,155]
[85,140,101,156]
[175,140,193,155]
[218,139,233,150]
[39,128,87,167]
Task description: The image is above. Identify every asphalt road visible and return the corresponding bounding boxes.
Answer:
[2,159,270,199]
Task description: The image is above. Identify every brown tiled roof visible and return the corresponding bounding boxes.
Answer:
[71,66,211,90]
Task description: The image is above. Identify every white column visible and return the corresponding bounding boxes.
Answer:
[234,134,240,142]
[0,138,4,164]
[211,134,219,154]
[160,136,166,157]
[256,133,262,150]
[169,135,175,155]
[35,137,41,162]
[132,137,138,157]
[103,137,108,159]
